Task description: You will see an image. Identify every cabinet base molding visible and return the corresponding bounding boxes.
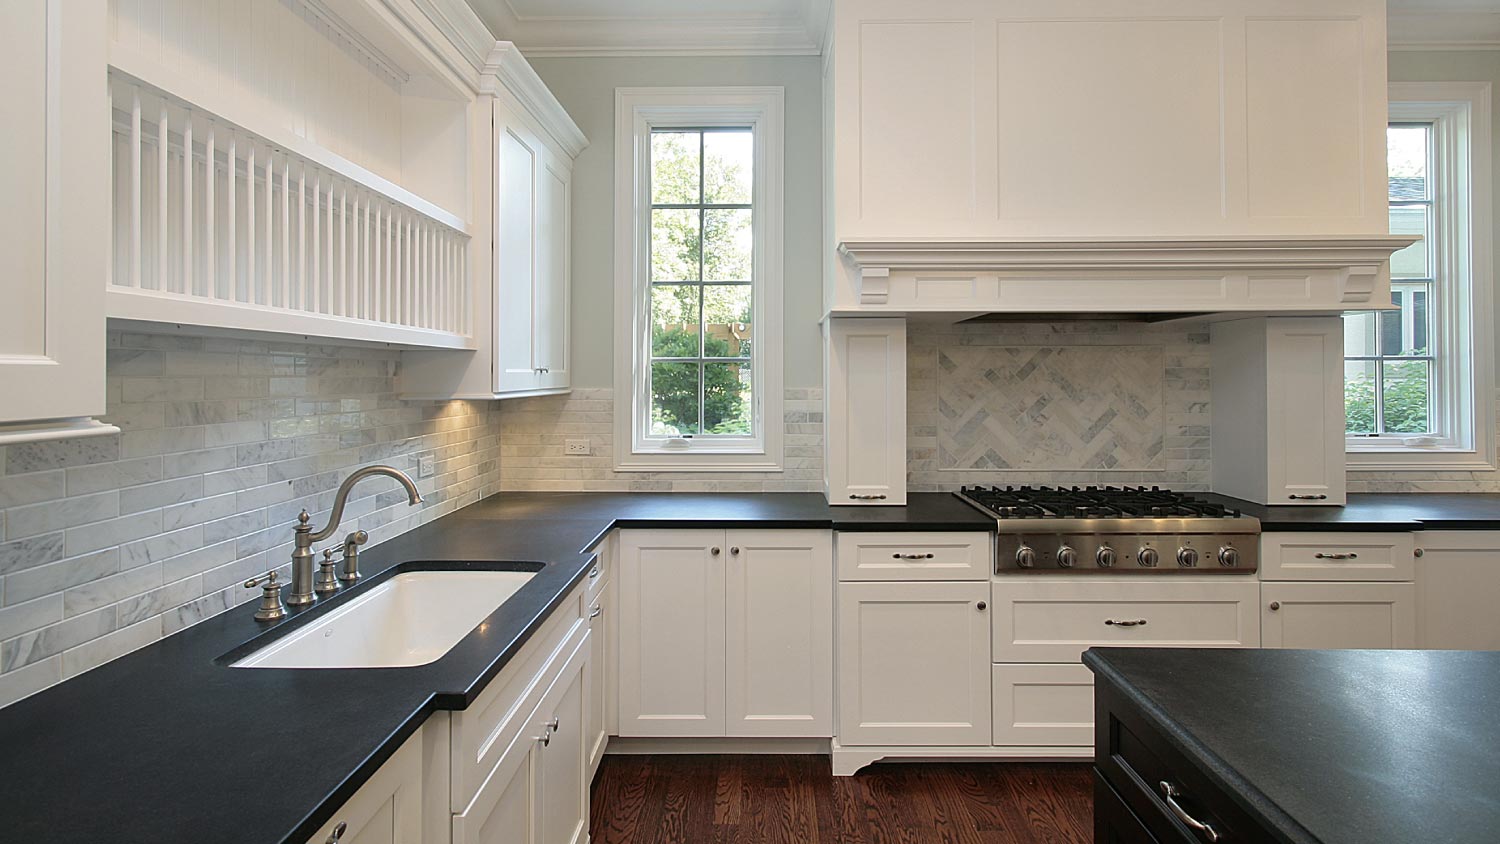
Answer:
[0,418,119,445]
[606,737,831,756]
[830,743,1092,777]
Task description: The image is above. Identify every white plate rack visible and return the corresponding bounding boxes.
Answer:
[106,71,473,348]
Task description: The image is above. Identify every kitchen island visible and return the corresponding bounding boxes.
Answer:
[1085,647,1500,843]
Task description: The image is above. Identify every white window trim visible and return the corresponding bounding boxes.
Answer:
[612,87,785,472]
[1348,81,1494,471]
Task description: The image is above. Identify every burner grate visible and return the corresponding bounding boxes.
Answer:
[958,485,1239,520]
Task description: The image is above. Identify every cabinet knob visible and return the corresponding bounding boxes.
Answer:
[976,601,987,611]
[710,546,721,556]
[730,546,740,555]
[324,821,348,843]
[1414,548,1425,558]
[1269,601,1282,611]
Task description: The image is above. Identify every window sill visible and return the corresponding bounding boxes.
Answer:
[614,449,784,473]
[1346,447,1496,472]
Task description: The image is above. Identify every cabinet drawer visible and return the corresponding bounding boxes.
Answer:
[836,532,992,581]
[583,550,608,606]
[992,578,1260,662]
[1260,532,1415,581]
[992,663,1094,747]
[1097,680,1261,844]
[450,583,586,813]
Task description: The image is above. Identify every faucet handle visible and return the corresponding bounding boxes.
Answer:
[244,571,288,622]
[315,548,341,595]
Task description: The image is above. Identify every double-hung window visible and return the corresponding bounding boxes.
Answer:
[613,88,784,471]
[1344,83,1493,469]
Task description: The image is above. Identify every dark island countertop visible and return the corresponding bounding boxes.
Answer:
[0,491,988,844]
[1084,647,1500,844]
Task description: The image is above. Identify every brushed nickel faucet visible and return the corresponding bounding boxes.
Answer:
[286,465,423,607]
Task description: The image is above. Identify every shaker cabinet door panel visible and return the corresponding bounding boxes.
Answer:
[1262,582,1415,649]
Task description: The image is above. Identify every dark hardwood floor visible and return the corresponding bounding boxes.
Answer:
[589,755,1094,844]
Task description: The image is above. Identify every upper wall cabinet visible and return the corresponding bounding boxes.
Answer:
[102,0,482,349]
[401,43,586,400]
[0,1,115,444]
[826,0,1388,241]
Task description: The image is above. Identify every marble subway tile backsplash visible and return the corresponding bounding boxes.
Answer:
[498,388,824,492]
[0,331,502,709]
[908,322,1212,491]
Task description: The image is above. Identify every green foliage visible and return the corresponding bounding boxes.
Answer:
[650,330,748,436]
[1345,357,1430,434]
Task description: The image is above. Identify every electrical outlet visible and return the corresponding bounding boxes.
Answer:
[418,454,435,478]
[565,439,590,456]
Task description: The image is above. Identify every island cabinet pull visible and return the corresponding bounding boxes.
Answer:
[1314,552,1358,560]
[1159,781,1220,842]
[892,552,935,560]
[1105,618,1148,627]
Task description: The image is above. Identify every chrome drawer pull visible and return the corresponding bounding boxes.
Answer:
[589,606,602,619]
[325,821,348,843]
[849,494,888,500]
[1288,494,1328,500]
[892,552,936,560]
[1313,552,1358,560]
[1104,619,1148,627]
[1159,781,1220,842]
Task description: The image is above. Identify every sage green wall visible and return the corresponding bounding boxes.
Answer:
[529,56,824,389]
[1388,51,1500,370]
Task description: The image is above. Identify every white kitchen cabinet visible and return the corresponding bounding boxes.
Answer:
[1260,532,1416,581]
[834,532,992,581]
[824,318,906,505]
[0,0,113,443]
[494,98,571,396]
[991,663,1095,748]
[991,578,1262,663]
[836,580,991,747]
[585,576,611,777]
[1415,532,1500,650]
[1261,582,1416,649]
[307,724,427,844]
[453,627,590,844]
[1212,317,1346,505]
[616,529,834,738]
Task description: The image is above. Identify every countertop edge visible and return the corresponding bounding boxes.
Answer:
[1082,649,1321,844]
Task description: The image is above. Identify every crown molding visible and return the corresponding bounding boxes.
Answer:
[471,0,825,57]
[392,0,501,88]
[1390,10,1500,52]
[480,42,589,157]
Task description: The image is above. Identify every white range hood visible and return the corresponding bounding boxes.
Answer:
[821,0,1412,318]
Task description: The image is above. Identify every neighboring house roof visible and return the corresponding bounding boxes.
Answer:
[1389,176,1427,202]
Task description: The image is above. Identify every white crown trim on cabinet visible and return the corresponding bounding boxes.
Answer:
[479,42,589,159]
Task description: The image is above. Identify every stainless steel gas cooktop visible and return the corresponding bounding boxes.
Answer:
[956,485,1260,573]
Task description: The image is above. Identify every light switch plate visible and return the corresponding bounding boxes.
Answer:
[565,439,590,456]
[418,454,435,478]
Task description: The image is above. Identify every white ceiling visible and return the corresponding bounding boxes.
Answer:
[464,0,1500,56]
[464,0,831,56]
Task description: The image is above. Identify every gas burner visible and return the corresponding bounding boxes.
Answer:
[955,485,1260,574]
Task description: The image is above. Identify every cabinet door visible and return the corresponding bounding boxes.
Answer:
[1262,582,1415,649]
[992,663,1094,747]
[494,99,539,394]
[309,726,426,844]
[1266,318,1345,504]
[451,741,537,844]
[837,580,990,746]
[0,0,108,431]
[533,150,571,392]
[1415,532,1500,650]
[585,581,609,778]
[539,648,588,844]
[617,530,727,736]
[825,318,906,504]
[724,530,833,737]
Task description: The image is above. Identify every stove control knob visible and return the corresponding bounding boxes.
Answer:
[1096,545,1117,568]
[1176,547,1199,568]
[1218,546,1240,568]
[1057,545,1077,568]
[1137,547,1160,568]
[1015,545,1037,568]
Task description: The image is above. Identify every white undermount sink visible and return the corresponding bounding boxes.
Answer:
[231,570,536,669]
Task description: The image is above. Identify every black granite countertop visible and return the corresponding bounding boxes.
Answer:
[0,491,988,844]
[1083,647,1500,844]
[1236,492,1500,531]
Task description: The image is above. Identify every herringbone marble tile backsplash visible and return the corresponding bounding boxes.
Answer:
[908,322,1212,491]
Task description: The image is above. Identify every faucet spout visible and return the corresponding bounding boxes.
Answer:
[285,464,423,607]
